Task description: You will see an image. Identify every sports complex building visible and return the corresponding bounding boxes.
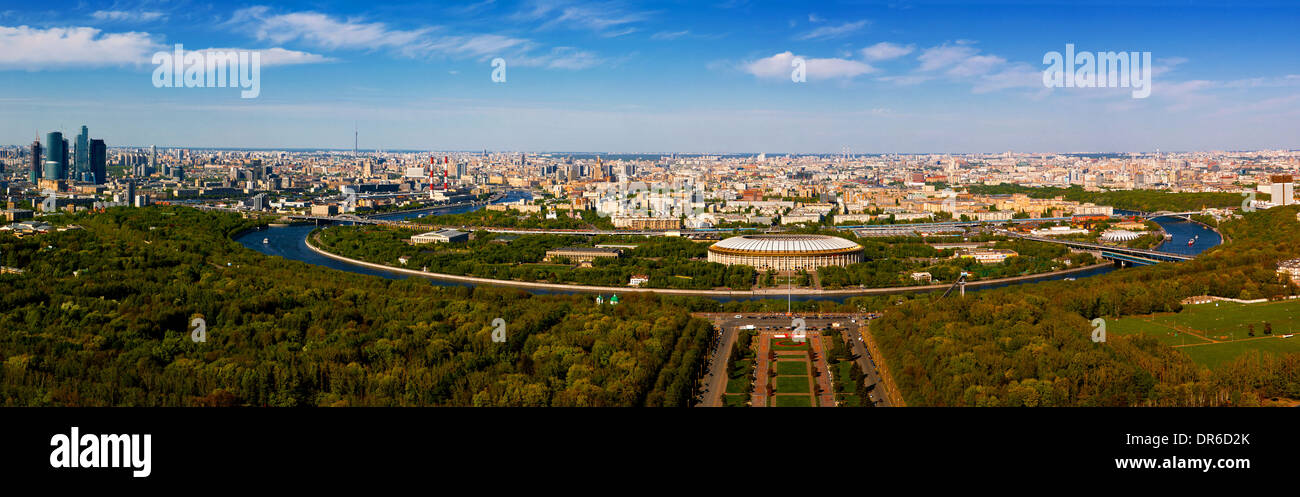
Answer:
[706,234,863,271]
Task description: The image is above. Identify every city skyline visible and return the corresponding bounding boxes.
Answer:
[0,1,1297,152]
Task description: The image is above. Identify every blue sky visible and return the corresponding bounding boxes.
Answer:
[1,0,1297,153]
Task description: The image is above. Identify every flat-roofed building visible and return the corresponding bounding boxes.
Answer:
[310,204,339,216]
[959,248,1019,264]
[612,216,681,229]
[411,229,469,244]
[1,209,34,222]
[545,246,623,264]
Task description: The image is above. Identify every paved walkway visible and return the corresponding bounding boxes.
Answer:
[751,334,772,407]
[809,334,836,407]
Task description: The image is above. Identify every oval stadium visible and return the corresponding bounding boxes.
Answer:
[706,234,863,271]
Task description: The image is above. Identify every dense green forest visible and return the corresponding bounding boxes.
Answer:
[964,184,1247,212]
[870,205,1300,406]
[316,227,756,290]
[0,207,712,406]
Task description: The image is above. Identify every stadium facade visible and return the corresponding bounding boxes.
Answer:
[706,234,863,271]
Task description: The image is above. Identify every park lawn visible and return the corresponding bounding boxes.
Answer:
[1108,317,1210,346]
[772,396,812,407]
[1177,336,1300,368]
[837,393,863,407]
[723,394,749,407]
[725,359,752,394]
[833,361,856,393]
[726,376,750,394]
[775,376,810,394]
[775,360,808,376]
[1158,300,1300,340]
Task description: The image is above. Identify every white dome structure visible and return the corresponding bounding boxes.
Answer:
[1100,230,1142,242]
[707,234,862,270]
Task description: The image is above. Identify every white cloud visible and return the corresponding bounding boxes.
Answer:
[231,7,433,52]
[194,47,334,67]
[744,51,874,81]
[230,6,598,69]
[798,20,868,40]
[1221,74,1300,89]
[0,25,157,69]
[513,46,603,69]
[879,42,1041,95]
[861,42,913,61]
[92,10,166,23]
[0,24,332,72]
[971,64,1042,93]
[515,0,653,36]
[651,30,689,40]
[877,74,934,86]
[918,43,1005,77]
[808,13,823,23]
[416,33,534,59]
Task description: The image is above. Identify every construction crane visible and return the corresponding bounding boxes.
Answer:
[940,272,969,299]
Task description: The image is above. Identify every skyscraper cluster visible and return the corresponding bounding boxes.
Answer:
[29,125,107,187]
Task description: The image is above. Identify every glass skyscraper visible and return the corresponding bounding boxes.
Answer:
[75,125,89,180]
[90,139,107,185]
[43,131,64,180]
[29,140,41,183]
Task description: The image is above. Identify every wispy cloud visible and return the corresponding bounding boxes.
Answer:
[515,0,653,37]
[861,42,913,61]
[651,30,689,41]
[195,47,334,67]
[797,20,868,40]
[231,7,434,53]
[229,6,602,69]
[743,51,874,81]
[874,41,1039,94]
[91,10,167,23]
[512,46,603,69]
[917,43,1004,76]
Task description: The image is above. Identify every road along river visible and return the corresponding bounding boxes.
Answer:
[236,198,1219,303]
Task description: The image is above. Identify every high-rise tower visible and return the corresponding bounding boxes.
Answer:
[61,137,69,179]
[90,139,107,185]
[43,131,64,180]
[75,125,89,180]
[29,140,41,183]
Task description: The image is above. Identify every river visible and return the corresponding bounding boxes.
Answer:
[235,200,1220,302]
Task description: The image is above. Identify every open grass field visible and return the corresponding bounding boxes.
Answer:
[775,376,810,394]
[1164,300,1300,340]
[1179,337,1300,368]
[1108,317,1211,346]
[773,396,811,407]
[1113,299,1300,368]
[775,360,807,375]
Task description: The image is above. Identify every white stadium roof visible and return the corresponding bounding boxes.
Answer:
[709,234,862,255]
